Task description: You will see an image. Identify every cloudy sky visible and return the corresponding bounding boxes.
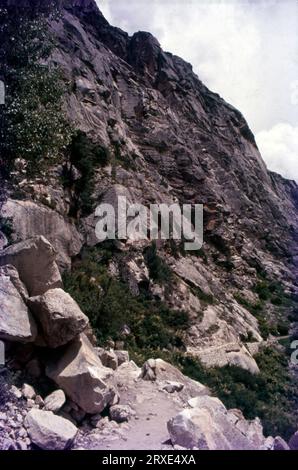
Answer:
[97,0,298,182]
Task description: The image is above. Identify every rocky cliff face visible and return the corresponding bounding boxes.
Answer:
[0,0,298,450]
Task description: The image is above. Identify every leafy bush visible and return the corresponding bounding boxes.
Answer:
[254,281,271,301]
[144,242,172,284]
[234,293,274,339]
[191,286,215,305]
[67,131,110,215]
[63,245,189,348]
[0,8,72,176]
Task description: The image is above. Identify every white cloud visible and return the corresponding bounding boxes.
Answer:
[256,123,298,181]
[97,0,298,182]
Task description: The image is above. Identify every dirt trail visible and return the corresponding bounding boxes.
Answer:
[76,360,204,450]
[96,382,181,450]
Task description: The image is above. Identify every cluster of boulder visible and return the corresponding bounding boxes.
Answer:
[0,235,120,449]
[1,235,298,451]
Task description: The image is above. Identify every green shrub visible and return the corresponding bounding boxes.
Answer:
[254,281,271,301]
[63,245,189,348]
[191,286,215,306]
[144,242,172,284]
[67,131,110,215]
[234,293,274,339]
[240,331,255,343]
[0,8,72,176]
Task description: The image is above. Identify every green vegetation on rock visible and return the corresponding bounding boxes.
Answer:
[66,131,110,215]
[63,244,298,441]
[0,8,71,176]
[63,244,189,349]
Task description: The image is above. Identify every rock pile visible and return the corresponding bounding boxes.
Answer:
[0,237,117,449]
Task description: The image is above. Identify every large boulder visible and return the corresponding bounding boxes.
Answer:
[0,236,62,296]
[1,199,82,270]
[46,334,116,414]
[194,341,260,375]
[28,288,89,348]
[167,395,265,450]
[273,436,290,450]
[0,271,37,343]
[141,359,210,397]
[24,409,77,450]
[96,348,118,370]
[288,430,298,450]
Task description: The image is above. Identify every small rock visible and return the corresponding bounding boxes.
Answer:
[44,390,66,413]
[141,359,157,381]
[35,395,44,407]
[260,436,274,450]
[10,385,22,399]
[110,391,120,406]
[22,383,36,400]
[119,324,131,337]
[162,381,184,393]
[97,348,118,370]
[109,405,134,423]
[114,350,129,366]
[18,428,27,438]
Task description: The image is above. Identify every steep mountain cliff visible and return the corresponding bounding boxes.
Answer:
[0,0,298,450]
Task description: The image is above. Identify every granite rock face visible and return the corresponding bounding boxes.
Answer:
[48,0,298,365]
[1,0,297,366]
[0,0,297,451]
